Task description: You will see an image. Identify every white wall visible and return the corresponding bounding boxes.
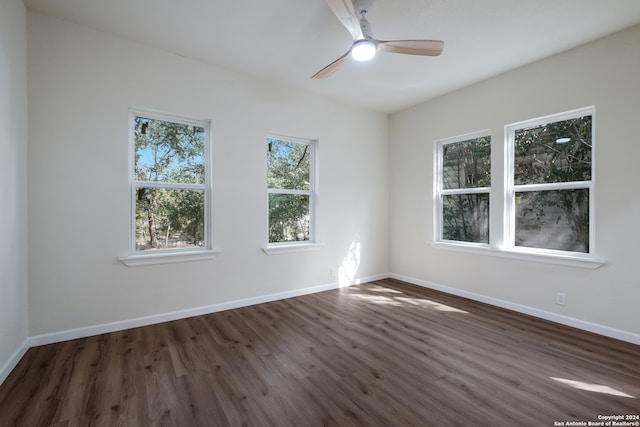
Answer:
[390,25,640,337]
[24,8,639,345]
[27,12,389,336]
[0,0,29,381]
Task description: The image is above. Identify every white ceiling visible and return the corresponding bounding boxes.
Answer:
[23,0,640,113]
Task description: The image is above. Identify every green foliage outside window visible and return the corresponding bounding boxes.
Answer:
[267,138,312,243]
[134,116,206,251]
[441,136,491,243]
[437,110,593,254]
[513,115,592,252]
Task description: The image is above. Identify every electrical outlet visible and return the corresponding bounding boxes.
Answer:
[330,267,336,280]
[556,292,567,306]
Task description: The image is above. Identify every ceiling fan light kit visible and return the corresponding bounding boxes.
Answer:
[351,39,376,61]
[312,0,444,78]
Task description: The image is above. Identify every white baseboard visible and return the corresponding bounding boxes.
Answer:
[10,270,638,388]
[0,338,30,386]
[29,273,389,347]
[389,273,640,345]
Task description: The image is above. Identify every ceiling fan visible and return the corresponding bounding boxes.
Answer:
[312,0,444,79]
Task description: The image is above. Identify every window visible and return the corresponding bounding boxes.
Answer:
[507,107,594,254]
[435,131,491,245]
[127,109,211,257]
[433,107,598,266]
[266,135,316,246]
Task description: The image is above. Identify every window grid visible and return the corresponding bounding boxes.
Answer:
[434,130,491,245]
[505,106,594,255]
[434,107,595,261]
[266,135,316,246]
[128,109,211,255]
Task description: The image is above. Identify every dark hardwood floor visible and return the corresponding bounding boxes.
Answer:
[1,278,638,426]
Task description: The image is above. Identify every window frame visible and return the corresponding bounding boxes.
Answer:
[120,108,218,267]
[504,106,595,257]
[431,107,603,269]
[434,129,492,248]
[264,133,319,254]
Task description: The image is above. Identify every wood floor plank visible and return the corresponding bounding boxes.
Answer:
[1,278,638,426]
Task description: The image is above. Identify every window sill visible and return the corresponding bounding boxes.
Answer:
[262,243,321,255]
[430,241,605,270]
[119,249,220,267]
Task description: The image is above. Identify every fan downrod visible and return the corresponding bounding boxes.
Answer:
[354,0,374,38]
[353,0,374,16]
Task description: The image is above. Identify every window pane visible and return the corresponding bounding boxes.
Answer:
[515,189,589,253]
[442,193,489,243]
[269,193,310,243]
[514,115,592,185]
[267,139,310,190]
[442,136,491,190]
[135,116,205,184]
[136,188,205,251]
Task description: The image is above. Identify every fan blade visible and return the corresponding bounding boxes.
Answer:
[376,39,444,56]
[325,0,363,40]
[312,51,351,79]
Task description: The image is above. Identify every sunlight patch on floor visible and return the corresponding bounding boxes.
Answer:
[550,377,636,398]
[368,286,402,294]
[348,292,469,313]
[350,293,404,306]
[396,297,469,313]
